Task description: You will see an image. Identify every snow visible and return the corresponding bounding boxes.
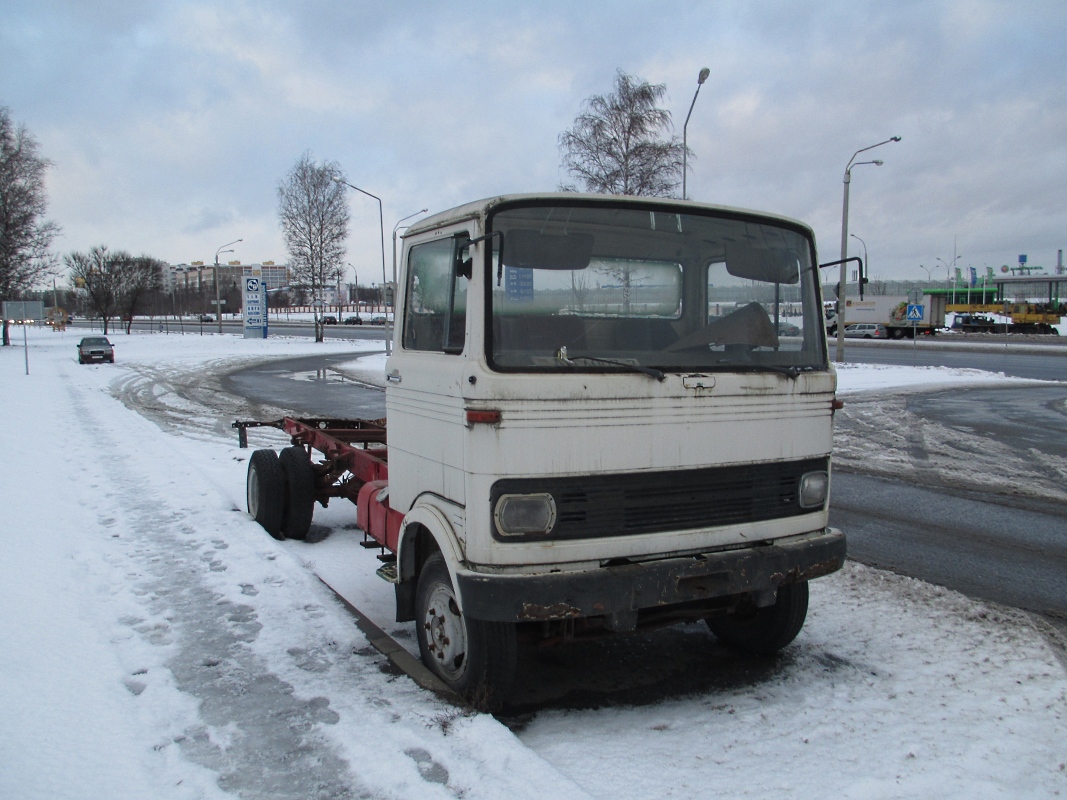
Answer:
[834,361,1044,394]
[1,326,1065,799]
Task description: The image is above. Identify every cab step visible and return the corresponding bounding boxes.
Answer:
[375,563,399,583]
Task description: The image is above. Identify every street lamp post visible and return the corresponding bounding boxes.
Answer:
[682,67,711,201]
[938,255,962,305]
[215,239,242,334]
[348,263,357,311]
[836,136,901,363]
[333,177,388,352]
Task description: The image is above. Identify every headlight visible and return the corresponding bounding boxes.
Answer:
[798,471,829,509]
[493,493,557,536]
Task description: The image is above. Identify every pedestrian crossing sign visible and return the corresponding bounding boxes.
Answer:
[906,304,924,321]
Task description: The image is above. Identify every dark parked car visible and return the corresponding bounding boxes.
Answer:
[78,336,114,364]
[343,316,362,325]
[198,314,214,322]
[321,315,338,325]
[368,316,387,325]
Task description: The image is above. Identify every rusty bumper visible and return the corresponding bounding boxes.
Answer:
[455,528,846,623]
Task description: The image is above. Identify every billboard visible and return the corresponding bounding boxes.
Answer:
[2,300,45,322]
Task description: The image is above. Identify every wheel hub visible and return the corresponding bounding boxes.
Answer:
[423,584,467,680]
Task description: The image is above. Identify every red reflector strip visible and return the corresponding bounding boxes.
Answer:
[466,409,502,424]
[831,399,845,410]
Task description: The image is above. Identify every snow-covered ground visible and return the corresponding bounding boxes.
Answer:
[2,327,1065,799]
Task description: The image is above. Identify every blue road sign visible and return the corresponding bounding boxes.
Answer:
[906,304,924,321]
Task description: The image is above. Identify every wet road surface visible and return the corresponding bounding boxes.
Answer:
[222,351,387,419]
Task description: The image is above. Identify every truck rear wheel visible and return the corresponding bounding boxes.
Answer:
[706,581,809,655]
[247,449,285,540]
[279,445,315,540]
[415,552,516,709]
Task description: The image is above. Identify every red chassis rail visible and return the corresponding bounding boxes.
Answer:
[233,416,403,550]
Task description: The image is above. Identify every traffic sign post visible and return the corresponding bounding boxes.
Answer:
[906,303,924,346]
[242,274,268,339]
[3,300,44,374]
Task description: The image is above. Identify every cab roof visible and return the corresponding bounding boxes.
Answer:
[402,192,811,239]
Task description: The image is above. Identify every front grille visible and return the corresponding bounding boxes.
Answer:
[490,457,827,542]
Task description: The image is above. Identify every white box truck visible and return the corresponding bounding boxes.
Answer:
[827,294,947,339]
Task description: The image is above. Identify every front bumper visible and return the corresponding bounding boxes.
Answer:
[456,528,845,623]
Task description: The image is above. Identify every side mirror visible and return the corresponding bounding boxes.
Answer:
[452,234,473,279]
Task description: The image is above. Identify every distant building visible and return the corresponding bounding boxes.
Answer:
[165,261,290,292]
[246,261,289,290]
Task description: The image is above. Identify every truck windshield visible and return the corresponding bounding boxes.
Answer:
[486,202,826,374]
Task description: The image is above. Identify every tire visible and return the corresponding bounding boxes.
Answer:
[415,552,517,709]
[891,328,905,340]
[247,449,286,540]
[278,445,315,540]
[706,581,809,655]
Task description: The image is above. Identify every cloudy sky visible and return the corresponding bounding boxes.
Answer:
[3,0,1065,283]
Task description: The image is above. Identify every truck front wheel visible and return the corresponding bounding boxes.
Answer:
[415,552,516,709]
[247,449,285,540]
[706,580,809,655]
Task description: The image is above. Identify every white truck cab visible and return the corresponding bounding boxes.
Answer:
[382,193,845,704]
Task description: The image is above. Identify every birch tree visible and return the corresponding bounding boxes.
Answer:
[277,152,349,342]
[559,71,686,197]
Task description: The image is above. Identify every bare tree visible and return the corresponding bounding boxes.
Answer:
[559,71,687,197]
[277,152,349,342]
[118,255,165,333]
[66,246,131,335]
[0,107,60,345]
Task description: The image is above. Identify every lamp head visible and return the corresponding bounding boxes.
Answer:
[891,136,901,142]
[873,160,884,166]
[698,67,710,84]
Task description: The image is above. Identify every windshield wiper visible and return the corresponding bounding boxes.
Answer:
[555,347,666,381]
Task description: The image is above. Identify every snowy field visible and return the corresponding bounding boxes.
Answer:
[1,326,1065,799]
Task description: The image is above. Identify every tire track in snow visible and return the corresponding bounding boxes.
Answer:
[111,357,292,445]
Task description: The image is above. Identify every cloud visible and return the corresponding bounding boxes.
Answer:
[2,0,1066,275]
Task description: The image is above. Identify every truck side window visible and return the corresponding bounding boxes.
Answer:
[402,237,468,353]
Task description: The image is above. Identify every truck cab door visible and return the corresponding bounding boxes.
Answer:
[385,230,473,513]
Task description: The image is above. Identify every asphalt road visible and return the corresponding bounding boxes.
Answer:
[840,339,1067,380]
[222,351,387,419]
[831,473,1067,618]
[832,377,1067,623]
